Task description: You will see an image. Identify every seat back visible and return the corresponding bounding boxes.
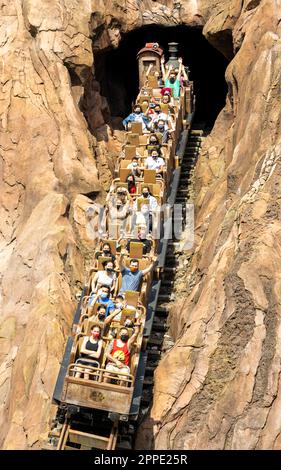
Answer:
[137,197,150,210]
[152,183,162,198]
[126,133,140,146]
[86,319,102,335]
[125,145,136,159]
[120,159,132,169]
[160,103,169,114]
[147,75,158,88]
[152,88,162,98]
[115,182,129,192]
[139,134,148,145]
[144,169,156,184]
[136,146,145,156]
[120,307,136,325]
[124,290,139,307]
[97,256,112,270]
[131,122,143,134]
[140,183,154,194]
[87,302,103,319]
[138,93,152,103]
[129,241,144,259]
[108,223,121,239]
[119,168,131,182]
[141,102,148,113]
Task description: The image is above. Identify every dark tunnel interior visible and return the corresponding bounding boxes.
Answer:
[94,25,229,131]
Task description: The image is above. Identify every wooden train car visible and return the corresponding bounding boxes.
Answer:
[137,42,163,88]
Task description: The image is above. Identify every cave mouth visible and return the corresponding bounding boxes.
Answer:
[94,24,229,132]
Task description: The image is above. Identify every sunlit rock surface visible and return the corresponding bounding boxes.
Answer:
[0,0,280,449]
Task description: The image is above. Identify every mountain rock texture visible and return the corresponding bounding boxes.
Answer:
[0,0,280,449]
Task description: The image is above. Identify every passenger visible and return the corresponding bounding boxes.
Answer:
[149,104,169,124]
[88,304,124,336]
[174,65,188,87]
[149,104,175,131]
[95,242,116,264]
[145,149,166,174]
[122,104,150,133]
[135,186,159,232]
[141,99,150,114]
[147,133,160,146]
[88,285,115,316]
[126,224,153,255]
[111,294,127,322]
[126,157,143,179]
[164,59,183,98]
[146,102,156,117]
[160,88,175,107]
[154,70,164,87]
[154,119,170,144]
[75,325,103,380]
[161,94,175,115]
[126,173,137,195]
[104,325,141,385]
[107,187,132,223]
[91,260,117,294]
[117,250,156,294]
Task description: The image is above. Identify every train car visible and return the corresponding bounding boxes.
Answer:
[137,42,163,88]
[45,42,195,450]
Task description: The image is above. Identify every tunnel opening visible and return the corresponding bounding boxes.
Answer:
[93,24,229,132]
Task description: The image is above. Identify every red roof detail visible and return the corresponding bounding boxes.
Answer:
[137,43,163,57]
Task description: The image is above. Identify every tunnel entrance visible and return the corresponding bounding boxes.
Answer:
[94,25,229,131]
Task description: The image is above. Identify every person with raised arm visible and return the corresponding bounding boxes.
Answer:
[117,249,156,294]
[164,57,183,98]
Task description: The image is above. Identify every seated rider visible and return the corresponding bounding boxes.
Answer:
[126,173,137,195]
[145,149,166,174]
[127,157,143,179]
[88,285,115,316]
[91,259,116,294]
[135,186,159,232]
[117,250,155,294]
[75,325,103,380]
[88,304,124,337]
[104,325,141,385]
[122,104,150,133]
[95,242,116,264]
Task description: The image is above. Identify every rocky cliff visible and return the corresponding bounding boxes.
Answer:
[0,0,280,449]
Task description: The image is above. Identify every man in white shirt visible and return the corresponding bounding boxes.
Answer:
[144,149,166,174]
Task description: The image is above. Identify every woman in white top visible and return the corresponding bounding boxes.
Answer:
[91,260,117,294]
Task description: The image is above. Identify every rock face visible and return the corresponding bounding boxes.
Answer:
[0,0,280,449]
